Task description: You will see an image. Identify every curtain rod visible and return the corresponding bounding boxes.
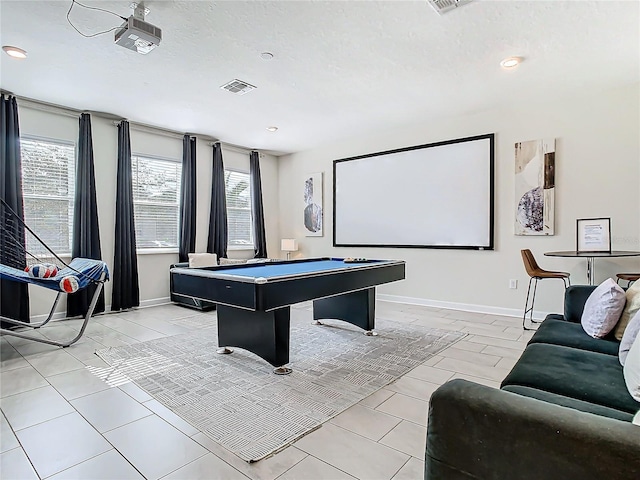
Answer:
[16,97,83,119]
[206,141,256,155]
[11,93,259,154]
[114,121,184,140]
[112,121,255,155]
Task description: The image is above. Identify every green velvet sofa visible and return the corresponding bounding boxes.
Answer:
[425,285,640,480]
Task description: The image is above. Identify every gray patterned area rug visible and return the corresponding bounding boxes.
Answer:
[96,311,464,462]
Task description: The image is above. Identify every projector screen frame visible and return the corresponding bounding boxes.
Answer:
[332,133,495,250]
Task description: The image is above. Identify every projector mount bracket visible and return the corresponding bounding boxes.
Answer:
[130,2,150,20]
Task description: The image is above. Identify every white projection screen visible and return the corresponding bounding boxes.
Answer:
[333,134,494,250]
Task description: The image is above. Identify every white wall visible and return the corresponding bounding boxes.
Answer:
[277,82,640,318]
[18,104,279,316]
[15,82,640,318]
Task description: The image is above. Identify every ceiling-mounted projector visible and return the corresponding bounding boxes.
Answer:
[114,16,161,55]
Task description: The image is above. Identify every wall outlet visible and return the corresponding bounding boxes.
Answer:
[509,279,518,289]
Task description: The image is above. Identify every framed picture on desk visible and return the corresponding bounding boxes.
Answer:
[577,217,611,253]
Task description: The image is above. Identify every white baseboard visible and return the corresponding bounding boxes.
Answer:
[138,297,172,308]
[30,310,68,323]
[31,294,548,323]
[30,297,173,323]
[377,293,550,321]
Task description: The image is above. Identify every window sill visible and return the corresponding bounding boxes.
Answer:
[227,246,255,251]
[137,248,179,255]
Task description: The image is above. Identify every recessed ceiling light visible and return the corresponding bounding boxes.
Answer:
[260,52,274,60]
[266,126,278,132]
[2,46,27,59]
[500,56,523,69]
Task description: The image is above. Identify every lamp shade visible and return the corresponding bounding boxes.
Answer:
[281,238,298,252]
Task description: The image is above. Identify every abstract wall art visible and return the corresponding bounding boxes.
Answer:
[303,172,323,236]
[515,138,555,236]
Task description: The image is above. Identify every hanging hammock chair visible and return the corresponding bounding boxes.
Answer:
[0,198,109,347]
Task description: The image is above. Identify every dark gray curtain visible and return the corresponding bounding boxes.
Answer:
[0,94,29,324]
[179,135,196,262]
[207,143,228,258]
[67,113,105,317]
[111,120,139,311]
[250,151,267,258]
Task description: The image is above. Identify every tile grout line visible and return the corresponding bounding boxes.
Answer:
[2,302,527,479]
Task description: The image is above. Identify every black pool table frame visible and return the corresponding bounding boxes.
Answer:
[170,258,405,373]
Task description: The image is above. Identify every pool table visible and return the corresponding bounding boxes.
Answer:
[170,257,405,373]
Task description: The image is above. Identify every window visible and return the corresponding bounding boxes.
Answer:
[21,137,76,255]
[225,169,253,248]
[131,155,182,250]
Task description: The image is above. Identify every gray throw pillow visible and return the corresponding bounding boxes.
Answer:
[219,257,248,265]
[620,309,640,366]
[580,278,626,338]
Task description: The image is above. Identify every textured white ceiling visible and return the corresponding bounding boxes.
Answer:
[1,1,638,155]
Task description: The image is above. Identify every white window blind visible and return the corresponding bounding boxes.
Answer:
[225,169,254,248]
[131,155,182,249]
[20,137,76,255]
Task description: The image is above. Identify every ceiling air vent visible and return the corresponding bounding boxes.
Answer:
[220,79,257,95]
[427,0,474,15]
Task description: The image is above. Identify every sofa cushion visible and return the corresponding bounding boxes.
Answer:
[620,310,640,366]
[624,333,640,402]
[427,379,640,480]
[528,318,619,356]
[614,280,640,340]
[501,385,633,422]
[580,278,625,338]
[563,285,597,323]
[501,343,640,413]
[544,313,564,322]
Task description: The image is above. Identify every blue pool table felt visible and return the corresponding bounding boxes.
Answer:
[213,259,385,278]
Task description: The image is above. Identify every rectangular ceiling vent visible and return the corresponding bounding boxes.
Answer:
[220,79,257,95]
[427,0,474,15]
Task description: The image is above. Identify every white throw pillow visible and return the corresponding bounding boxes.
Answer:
[623,332,640,402]
[620,310,640,366]
[188,253,218,268]
[580,278,626,338]
[614,280,640,340]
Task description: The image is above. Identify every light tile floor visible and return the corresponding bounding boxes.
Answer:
[0,301,534,480]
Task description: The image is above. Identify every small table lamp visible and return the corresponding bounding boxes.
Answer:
[281,238,298,260]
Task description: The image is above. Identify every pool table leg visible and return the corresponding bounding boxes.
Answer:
[313,288,376,333]
[216,305,291,374]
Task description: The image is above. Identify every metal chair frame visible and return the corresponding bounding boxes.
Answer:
[616,273,639,288]
[522,275,570,330]
[521,249,571,331]
[0,278,106,347]
[1,198,108,347]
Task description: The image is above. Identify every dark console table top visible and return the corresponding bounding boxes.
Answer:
[545,250,640,258]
